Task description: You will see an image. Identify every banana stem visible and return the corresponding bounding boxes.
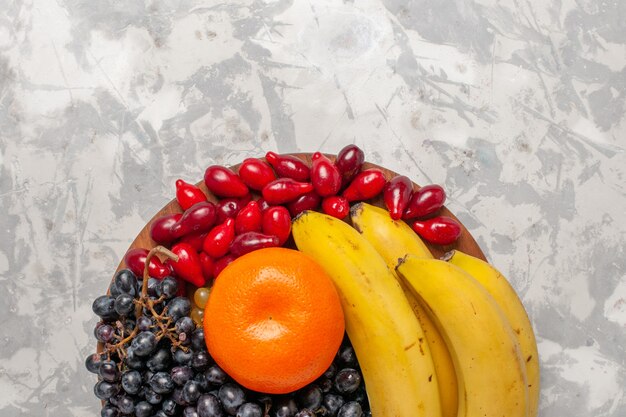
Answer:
[440,250,455,262]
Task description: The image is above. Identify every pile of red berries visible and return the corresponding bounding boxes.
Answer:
[142,145,460,292]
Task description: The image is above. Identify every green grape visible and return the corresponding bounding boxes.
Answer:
[193,287,210,309]
[191,307,204,326]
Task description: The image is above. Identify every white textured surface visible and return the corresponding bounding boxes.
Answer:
[0,0,625,416]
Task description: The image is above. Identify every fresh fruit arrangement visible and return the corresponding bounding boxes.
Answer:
[86,146,539,417]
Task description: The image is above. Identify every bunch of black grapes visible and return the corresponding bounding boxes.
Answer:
[86,269,370,417]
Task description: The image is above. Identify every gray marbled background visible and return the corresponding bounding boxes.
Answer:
[1,0,625,416]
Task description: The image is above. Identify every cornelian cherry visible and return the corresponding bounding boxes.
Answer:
[203,218,235,259]
[311,152,342,197]
[342,169,386,202]
[383,176,413,220]
[216,198,244,223]
[177,232,207,252]
[238,158,277,191]
[336,144,365,185]
[262,178,313,205]
[411,216,461,245]
[262,206,292,245]
[150,213,182,245]
[204,166,249,198]
[213,254,238,278]
[170,243,205,287]
[286,191,320,217]
[256,197,272,212]
[403,184,446,219]
[321,196,349,219]
[170,202,217,239]
[175,179,207,210]
[235,201,263,234]
[199,252,215,282]
[124,248,171,279]
[265,152,310,181]
[230,232,280,257]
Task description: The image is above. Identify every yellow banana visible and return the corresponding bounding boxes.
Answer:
[351,202,432,260]
[445,250,539,417]
[396,256,529,417]
[292,211,441,417]
[350,203,458,417]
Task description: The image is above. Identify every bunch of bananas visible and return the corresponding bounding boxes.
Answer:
[292,203,539,417]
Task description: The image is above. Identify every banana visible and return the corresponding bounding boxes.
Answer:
[351,202,433,260]
[396,256,529,417]
[445,250,539,417]
[292,211,442,417]
[351,203,458,417]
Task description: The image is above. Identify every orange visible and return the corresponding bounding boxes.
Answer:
[203,247,345,394]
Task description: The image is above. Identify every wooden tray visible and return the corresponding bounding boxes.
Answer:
[97,153,487,393]
[112,153,486,278]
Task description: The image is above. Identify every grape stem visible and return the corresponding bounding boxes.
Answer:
[135,245,179,318]
[104,321,138,363]
[144,295,189,352]
[135,245,188,350]
[103,245,185,367]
